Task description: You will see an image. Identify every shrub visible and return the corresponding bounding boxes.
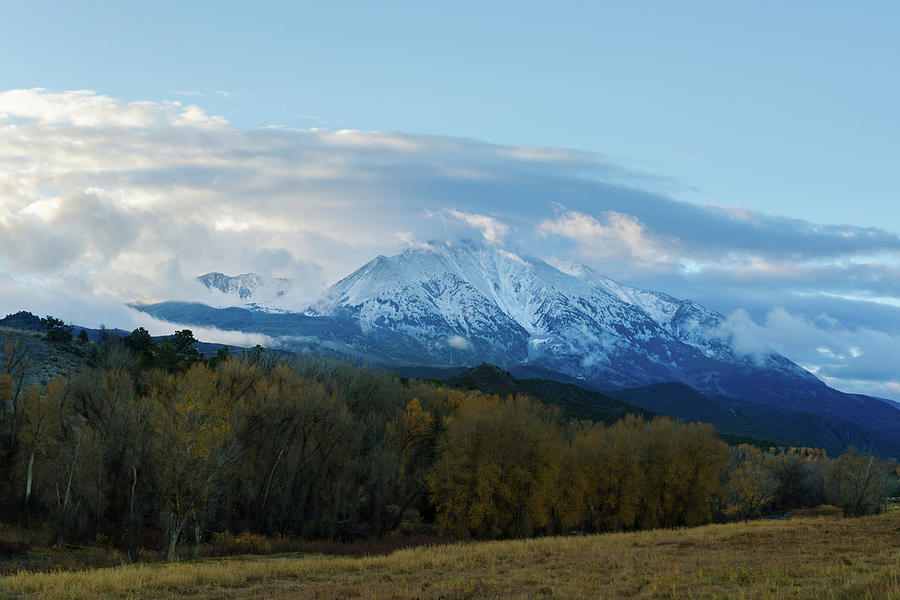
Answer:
[788,505,842,518]
[0,540,30,558]
[210,531,272,556]
[235,532,272,554]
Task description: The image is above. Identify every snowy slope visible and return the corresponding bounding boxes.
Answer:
[187,243,803,388]
[196,272,292,310]
[554,261,735,362]
[309,241,757,386]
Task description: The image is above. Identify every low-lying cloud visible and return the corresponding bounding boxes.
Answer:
[716,307,900,401]
[2,88,900,399]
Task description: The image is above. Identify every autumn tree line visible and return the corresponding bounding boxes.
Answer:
[0,329,898,560]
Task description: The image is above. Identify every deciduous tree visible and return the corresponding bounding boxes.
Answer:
[427,393,563,539]
[828,447,891,516]
[723,444,776,520]
[149,364,234,560]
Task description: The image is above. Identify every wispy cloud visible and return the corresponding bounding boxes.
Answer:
[171,90,231,99]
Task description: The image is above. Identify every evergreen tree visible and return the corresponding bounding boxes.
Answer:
[42,315,73,344]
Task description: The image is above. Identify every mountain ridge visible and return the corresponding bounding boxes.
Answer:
[196,271,292,310]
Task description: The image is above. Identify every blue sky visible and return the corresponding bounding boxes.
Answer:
[1,2,899,398]
[4,1,898,226]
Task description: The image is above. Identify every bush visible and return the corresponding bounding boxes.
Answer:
[0,540,30,558]
[210,531,272,556]
[788,505,842,519]
[235,532,272,554]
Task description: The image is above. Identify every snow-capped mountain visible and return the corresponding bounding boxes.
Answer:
[135,241,900,457]
[307,240,805,388]
[155,242,823,392]
[555,261,735,362]
[196,272,291,310]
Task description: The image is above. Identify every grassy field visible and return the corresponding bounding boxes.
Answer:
[1,512,898,599]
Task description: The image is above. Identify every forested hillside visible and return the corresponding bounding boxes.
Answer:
[0,318,897,562]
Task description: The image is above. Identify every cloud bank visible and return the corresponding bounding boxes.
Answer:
[2,88,900,399]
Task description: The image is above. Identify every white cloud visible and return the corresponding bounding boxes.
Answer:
[325,129,421,151]
[173,104,228,127]
[498,146,588,163]
[137,314,276,348]
[539,208,677,267]
[0,88,227,128]
[444,209,509,244]
[715,307,900,399]
[497,248,528,265]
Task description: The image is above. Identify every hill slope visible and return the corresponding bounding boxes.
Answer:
[610,382,893,455]
[445,363,653,424]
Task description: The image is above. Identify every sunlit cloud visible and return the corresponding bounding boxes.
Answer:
[539,208,678,268]
[444,209,510,244]
[0,88,225,128]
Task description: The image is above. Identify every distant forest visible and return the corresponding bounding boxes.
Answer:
[1,314,898,561]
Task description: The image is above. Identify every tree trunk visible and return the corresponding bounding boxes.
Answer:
[130,465,137,520]
[94,469,103,540]
[166,513,185,562]
[190,518,202,559]
[259,440,290,532]
[128,464,138,536]
[54,435,81,544]
[120,465,139,554]
[24,443,36,524]
[390,481,425,532]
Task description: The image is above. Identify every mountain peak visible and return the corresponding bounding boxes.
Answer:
[196,272,292,308]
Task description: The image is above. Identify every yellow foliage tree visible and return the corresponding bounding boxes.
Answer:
[570,414,646,532]
[148,364,234,560]
[19,378,68,522]
[387,397,432,473]
[670,420,730,526]
[230,361,355,538]
[427,393,563,539]
[384,397,434,529]
[724,444,776,520]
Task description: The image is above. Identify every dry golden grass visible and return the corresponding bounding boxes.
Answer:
[2,512,899,599]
